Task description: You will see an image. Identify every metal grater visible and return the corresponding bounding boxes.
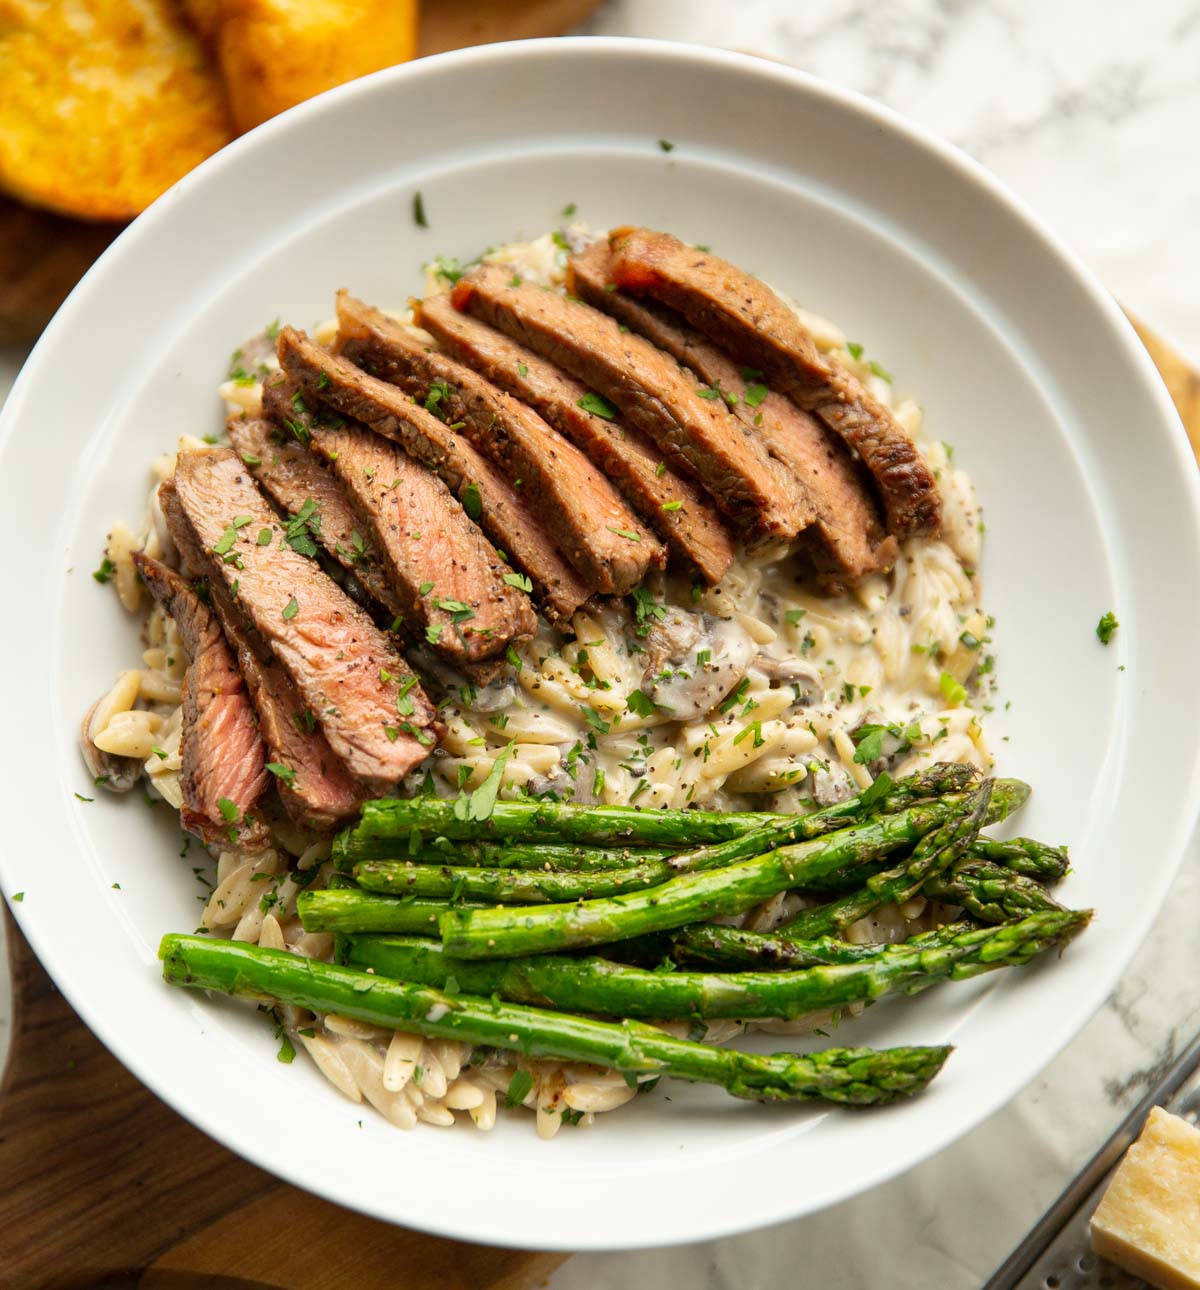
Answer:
[983,1030,1200,1290]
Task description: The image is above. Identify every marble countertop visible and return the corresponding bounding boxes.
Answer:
[2,2,1198,1285]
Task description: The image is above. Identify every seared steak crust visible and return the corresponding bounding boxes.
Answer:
[449,264,808,544]
[307,417,537,663]
[413,294,734,586]
[569,243,895,581]
[228,411,404,619]
[276,327,591,623]
[607,226,940,538]
[336,292,662,596]
[172,448,437,792]
[162,481,363,830]
[133,551,269,848]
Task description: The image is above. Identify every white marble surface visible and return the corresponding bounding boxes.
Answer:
[2,2,1199,1284]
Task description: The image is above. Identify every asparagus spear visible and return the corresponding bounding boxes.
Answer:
[965,837,1070,882]
[669,921,959,970]
[354,857,678,904]
[297,889,478,934]
[924,860,1069,922]
[801,836,1069,893]
[772,782,993,940]
[159,933,950,1106]
[412,840,673,872]
[343,909,1091,1020]
[335,762,977,863]
[439,781,1030,959]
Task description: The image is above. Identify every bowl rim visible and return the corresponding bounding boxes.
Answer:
[4,35,1200,1252]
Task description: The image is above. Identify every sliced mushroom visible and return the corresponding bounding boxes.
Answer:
[641,613,757,722]
[754,656,823,693]
[79,698,143,793]
[810,764,854,806]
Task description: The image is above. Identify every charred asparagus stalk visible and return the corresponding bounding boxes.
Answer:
[438,781,1030,959]
[159,933,950,1106]
[334,763,977,863]
[774,782,993,940]
[342,909,1091,1020]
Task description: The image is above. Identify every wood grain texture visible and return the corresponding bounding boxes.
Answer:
[0,0,600,343]
[0,911,567,1290]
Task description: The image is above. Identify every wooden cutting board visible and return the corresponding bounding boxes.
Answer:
[0,0,602,345]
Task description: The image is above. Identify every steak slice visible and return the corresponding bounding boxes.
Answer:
[162,481,363,830]
[227,412,404,619]
[413,295,734,585]
[607,226,941,538]
[132,551,269,849]
[568,243,895,581]
[336,293,662,596]
[448,264,807,544]
[172,448,437,792]
[307,417,536,663]
[275,326,592,624]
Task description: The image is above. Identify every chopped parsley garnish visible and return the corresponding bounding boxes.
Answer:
[582,707,610,734]
[431,254,462,284]
[11,892,23,903]
[281,596,299,621]
[505,644,523,673]
[743,382,768,408]
[654,461,667,477]
[418,581,434,596]
[424,380,452,420]
[578,392,618,419]
[74,792,94,802]
[317,369,332,390]
[92,558,116,584]
[461,482,482,521]
[939,671,968,706]
[151,746,168,761]
[868,360,893,383]
[785,608,806,626]
[1096,611,1119,645]
[413,191,428,228]
[257,527,272,546]
[435,596,475,624]
[283,498,322,557]
[858,770,894,809]
[506,1067,533,1107]
[425,624,443,644]
[626,689,658,718]
[661,499,683,512]
[718,677,751,714]
[503,571,533,593]
[283,417,311,446]
[277,1032,296,1064]
[266,762,297,786]
[733,720,764,747]
[607,526,641,541]
[517,362,528,378]
[630,585,668,636]
[847,342,863,360]
[265,318,281,341]
[562,202,577,217]
[217,797,240,823]
[551,230,571,252]
[850,721,922,764]
[293,709,317,734]
[959,630,981,650]
[658,138,675,152]
[462,745,512,823]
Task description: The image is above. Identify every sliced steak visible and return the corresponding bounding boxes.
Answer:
[568,243,895,581]
[448,264,807,544]
[307,418,536,663]
[275,327,592,623]
[132,551,269,849]
[162,481,363,830]
[414,295,734,585]
[606,226,941,538]
[336,293,662,596]
[227,411,403,619]
[172,448,438,792]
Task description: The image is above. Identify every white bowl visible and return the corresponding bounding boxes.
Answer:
[2,38,1197,1251]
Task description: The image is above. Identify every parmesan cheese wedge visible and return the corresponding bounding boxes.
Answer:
[1090,1106,1200,1289]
